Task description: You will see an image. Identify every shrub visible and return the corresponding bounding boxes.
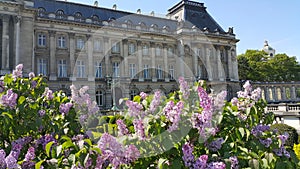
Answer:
[270,123,299,147]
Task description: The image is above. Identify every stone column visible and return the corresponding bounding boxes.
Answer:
[193,47,198,78]
[226,47,233,80]
[163,43,169,82]
[49,30,56,80]
[272,87,277,101]
[14,16,21,65]
[87,35,94,81]
[177,40,185,77]
[69,33,76,81]
[122,39,128,77]
[265,87,270,101]
[205,46,212,81]
[137,41,143,81]
[216,46,224,81]
[291,86,296,100]
[103,37,110,76]
[150,42,156,81]
[231,47,239,81]
[281,86,287,100]
[2,15,9,69]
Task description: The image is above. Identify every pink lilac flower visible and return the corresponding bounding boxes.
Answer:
[0,89,18,109]
[43,87,53,100]
[133,119,146,140]
[229,156,239,169]
[125,145,140,163]
[182,143,195,168]
[251,88,261,101]
[0,149,7,169]
[193,155,208,169]
[5,154,18,169]
[164,101,184,132]
[191,109,213,139]
[231,97,238,106]
[12,64,23,80]
[24,147,35,161]
[38,110,46,117]
[207,161,226,169]
[178,77,190,100]
[59,102,73,115]
[213,91,227,112]
[116,119,129,136]
[198,86,212,111]
[140,92,147,100]
[149,90,161,113]
[28,72,35,78]
[126,100,143,118]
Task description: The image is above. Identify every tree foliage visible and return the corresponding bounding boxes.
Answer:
[237,50,300,82]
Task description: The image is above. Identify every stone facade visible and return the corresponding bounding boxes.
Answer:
[0,0,240,110]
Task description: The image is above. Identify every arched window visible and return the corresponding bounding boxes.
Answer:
[96,90,105,106]
[139,22,147,30]
[125,20,133,28]
[56,9,65,20]
[38,7,46,17]
[74,12,83,22]
[91,15,100,24]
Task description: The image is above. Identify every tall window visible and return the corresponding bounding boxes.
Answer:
[57,36,66,48]
[156,65,163,79]
[197,48,202,57]
[129,63,136,79]
[130,89,138,100]
[37,59,47,75]
[169,65,174,80]
[96,90,104,106]
[76,60,85,78]
[94,39,101,51]
[197,65,202,78]
[168,47,174,56]
[112,42,120,53]
[95,62,103,78]
[142,44,149,55]
[112,62,120,77]
[128,43,135,55]
[143,64,150,79]
[76,38,85,50]
[58,59,67,77]
[38,34,46,47]
[155,46,161,56]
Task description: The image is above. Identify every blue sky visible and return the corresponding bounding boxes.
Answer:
[69,0,300,61]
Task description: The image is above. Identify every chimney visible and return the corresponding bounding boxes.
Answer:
[112,4,117,10]
[137,9,141,14]
[150,11,154,16]
[94,1,98,7]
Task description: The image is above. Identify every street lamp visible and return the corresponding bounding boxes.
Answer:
[106,75,119,113]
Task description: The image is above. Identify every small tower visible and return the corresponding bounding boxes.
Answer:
[262,40,275,57]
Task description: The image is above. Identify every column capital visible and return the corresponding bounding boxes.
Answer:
[14,15,22,24]
[122,39,128,44]
[68,32,75,38]
[136,40,142,45]
[86,34,92,39]
[48,30,56,37]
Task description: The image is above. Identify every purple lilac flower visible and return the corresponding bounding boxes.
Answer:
[140,92,147,100]
[231,97,238,106]
[31,80,37,88]
[133,119,146,140]
[273,146,290,158]
[85,157,92,168]
[207,161,226,169]
[125,144,140,163]
[193,154,208,169]
[28,72,35,78]
[37,134,56,149]
[191,109,213,139]
[43,87,53,100]
[251,88,261,101]
[0,81,4,93]
[208,138,224,152]
[21,161,35,169]
[182,143,195,168]
[25,147,35,161]
[213,91,227,112]
[38,110,46,117]
[0,149,7,169]
[116,119,129,136]
[178,77,190,99]
[5,154,18,169]
[12,64,23,80]
[149,90,161,113]
[164,101,184,132]
[59,102,73,115]
[0,89,18,109]
[126,100,143,118]
[260,138,272,147]
[278,132,289,145]
[198,86,212,111]
[229,156,239,169]
[251,124,270,137]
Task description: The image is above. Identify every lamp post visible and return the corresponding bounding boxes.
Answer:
[106,75,119,114]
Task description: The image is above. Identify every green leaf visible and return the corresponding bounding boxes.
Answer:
[35,160,45,169]
[18,96,26,104]
[62,141,75,149]
[56,145,62,157]
[1,112,13,119]
[238,146,248,153]
[91,147,102,154]
[84,139,92,146]
[46,141,54,157]
[239,127,245,138]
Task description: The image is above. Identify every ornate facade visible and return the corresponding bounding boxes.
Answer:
[0,0,240,110]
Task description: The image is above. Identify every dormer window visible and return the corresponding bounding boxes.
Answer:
[74,12,83,22]
[38,7,46,17]
[91,15,100,24]
[56,10,65,20]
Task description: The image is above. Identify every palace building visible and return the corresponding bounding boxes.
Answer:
[0,0,239,110]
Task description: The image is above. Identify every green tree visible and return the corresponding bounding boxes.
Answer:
[238,50,300,82]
